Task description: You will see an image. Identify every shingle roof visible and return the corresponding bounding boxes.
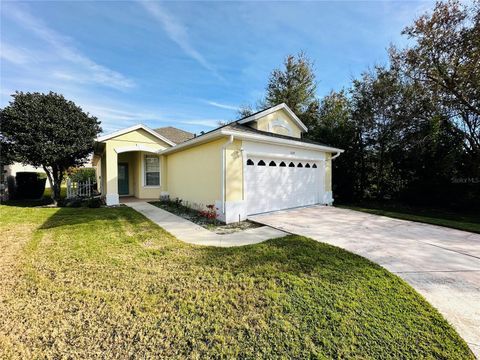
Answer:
[228,123,331,147]
[163,103,332,148]
[154,126,195,144]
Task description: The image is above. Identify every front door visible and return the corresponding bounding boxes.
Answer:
[118,163,129,195]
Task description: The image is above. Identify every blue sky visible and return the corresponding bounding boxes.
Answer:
[1,1,434,134]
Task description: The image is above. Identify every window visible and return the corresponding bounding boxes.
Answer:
[305,163,311,168]
[145,155,160,186]
[279,161,286,167]
[258,160,266,166]
[297,163,303,168]
[312,163,317,168]
[289,162,295,167]
[247,159,254,166]
[269,161,276,166]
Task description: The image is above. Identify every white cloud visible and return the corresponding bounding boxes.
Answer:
[3,3,135,90]
[138,1,223,81]
[179,119,224,128]
[0,42,30,64]
[206,100,239,111]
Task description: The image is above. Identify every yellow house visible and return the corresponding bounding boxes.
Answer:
[93,103,344,223]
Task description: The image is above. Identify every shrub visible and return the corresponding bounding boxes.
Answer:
[86,197,103,208]
[6,175,16,199]
[65,198,83,208]
[15,172,47,199]
[173,197,183,208]
[69,168,96,183]
[199,204,218,223]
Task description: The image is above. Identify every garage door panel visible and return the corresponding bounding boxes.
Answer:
[246,156,321,215]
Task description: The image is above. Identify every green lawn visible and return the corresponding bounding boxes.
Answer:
[338,203,480,234]
[43,185,67,199]
[0,205,474,359]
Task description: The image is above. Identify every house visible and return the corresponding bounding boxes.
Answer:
[2,163,50,186]
[2,157,93,188]
[92,103,344,223]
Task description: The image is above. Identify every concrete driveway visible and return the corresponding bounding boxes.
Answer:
[250,205,480,357]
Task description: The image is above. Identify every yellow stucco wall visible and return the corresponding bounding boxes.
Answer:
[166,139,223,207]
[252,108,303,138]
[134,152,165,199]
[225,139,243,201]
[325,153,332,192]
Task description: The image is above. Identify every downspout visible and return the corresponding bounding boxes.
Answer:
[221,135,234,214]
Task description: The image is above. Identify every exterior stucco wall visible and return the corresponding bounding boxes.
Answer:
[166,139,223,207]
[252,108,303,138]
[225,139,243,202]
[135,152,165,199]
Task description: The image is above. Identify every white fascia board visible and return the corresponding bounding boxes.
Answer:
[96,124,176,147]
[237,103,308,133]
[221,129,344,154]
[158,126,344,156]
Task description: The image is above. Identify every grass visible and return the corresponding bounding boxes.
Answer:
[42,185,67,199]
[0,205,474,359]
[338,203,480,234]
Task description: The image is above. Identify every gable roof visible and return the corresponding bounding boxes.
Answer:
[96,124,176,146]
[154,126,194,144]
[160,121,344,156]
[237,103,308,132]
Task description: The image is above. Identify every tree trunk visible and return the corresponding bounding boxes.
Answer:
[43,165,61,205]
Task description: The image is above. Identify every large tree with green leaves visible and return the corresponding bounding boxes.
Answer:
[391,0,480,164]
[0,92,101,202]
[243,52,320,130]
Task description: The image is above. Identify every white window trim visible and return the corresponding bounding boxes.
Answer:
[142,154,161,188]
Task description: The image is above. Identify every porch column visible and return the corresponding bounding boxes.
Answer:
[105,145,119,205]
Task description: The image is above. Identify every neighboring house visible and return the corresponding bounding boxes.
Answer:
[2,156,94,188]
[93,103,344,223]
[2,163,50,188]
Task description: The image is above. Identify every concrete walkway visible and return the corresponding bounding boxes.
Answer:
[250,205,480,358]
[125,201,286,247]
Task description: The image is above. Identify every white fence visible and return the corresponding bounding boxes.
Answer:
[66,178,96,199]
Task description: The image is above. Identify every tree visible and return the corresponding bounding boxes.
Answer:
[312,91,361,201]
[0,92,101,202]
[391,0,480,163]
[262,52,320,130]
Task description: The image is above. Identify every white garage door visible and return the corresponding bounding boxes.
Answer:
[245,156,322,215]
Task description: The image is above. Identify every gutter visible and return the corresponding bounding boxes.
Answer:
[221,135,234,214]
[331,152,342,160]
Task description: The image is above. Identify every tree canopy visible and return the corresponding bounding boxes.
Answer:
[244,1,479,209]
[1,92,101,201]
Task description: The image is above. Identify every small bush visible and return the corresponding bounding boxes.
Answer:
[86,197,103,208]
[15,172,47,199]
[65,198,83,208]
[69,168,96,183]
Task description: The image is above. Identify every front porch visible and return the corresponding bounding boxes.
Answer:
[119,196,159,204]
[94,149,165,206]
